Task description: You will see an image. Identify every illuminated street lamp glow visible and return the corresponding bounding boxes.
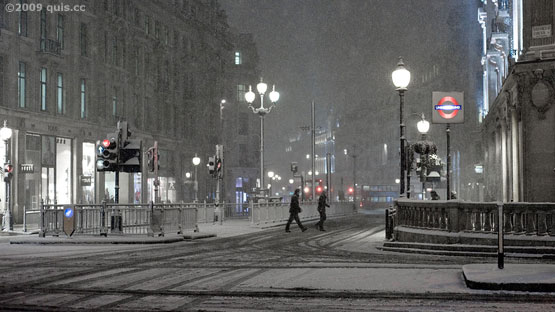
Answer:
[392,57,411,90]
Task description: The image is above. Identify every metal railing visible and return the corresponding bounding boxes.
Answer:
[37,201,197,237]
[391,199,555,236]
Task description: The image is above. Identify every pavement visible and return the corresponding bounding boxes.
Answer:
[1,218,555,294]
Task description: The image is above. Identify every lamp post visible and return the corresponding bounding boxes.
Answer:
[392,57,411,198]
[406,114,430,198]
[245,78,280,197]
[268,171,274,195]
[0,121,12,231]
[192,154,201,202]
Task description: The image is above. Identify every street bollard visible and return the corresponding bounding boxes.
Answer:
[497,201,504,269]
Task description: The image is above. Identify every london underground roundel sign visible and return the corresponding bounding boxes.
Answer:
[431,92,464,124]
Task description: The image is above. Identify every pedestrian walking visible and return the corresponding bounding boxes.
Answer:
[285,188,308,233]
[315,192,330,231]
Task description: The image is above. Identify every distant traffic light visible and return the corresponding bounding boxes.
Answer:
[216,158,222,176]
[3,163,13,182]
[316,185,323,194]
[208,156,215,175]
[146,145,159,172]
[348,187,354,194]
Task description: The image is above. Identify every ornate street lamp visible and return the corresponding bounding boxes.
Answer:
[407,114,437,199]
[192,154,201,202]
[392,57,411,198]
[245,78,280,197]
[0,121,13,230]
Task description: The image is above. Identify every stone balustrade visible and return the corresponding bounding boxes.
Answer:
[393,199,555,237]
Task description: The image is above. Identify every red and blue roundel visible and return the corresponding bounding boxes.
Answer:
[434,96,461,119]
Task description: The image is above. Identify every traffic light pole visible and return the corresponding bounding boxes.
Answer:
[154,141,159,203]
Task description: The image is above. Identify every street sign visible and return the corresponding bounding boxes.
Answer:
[19,164,34,173]
[80,175,92,186]
[432,92,464,124]
[63,206,75,237]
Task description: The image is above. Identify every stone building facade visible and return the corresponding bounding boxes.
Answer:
[0,0,238,225]
[480,0,555,202]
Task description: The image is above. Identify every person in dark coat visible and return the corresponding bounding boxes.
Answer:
[315,192,330,231]
[285,188,307,233]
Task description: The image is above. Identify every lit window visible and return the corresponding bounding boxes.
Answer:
[18,62,26,108]
[235,51,242,65]
[80,79,86,119]
[40,68,47,111]
[57,73,64,114]
[112,87,118,116]
[237,84,246,102]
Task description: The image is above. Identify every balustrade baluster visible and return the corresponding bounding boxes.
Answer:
[525,210,535,235]
[464,208,472,232]
[483,209,491,232]
[514,209,523,234]
[549,210,555,236]
[504,210,513,233]
[433,208,440,229]
[537,210,547,236]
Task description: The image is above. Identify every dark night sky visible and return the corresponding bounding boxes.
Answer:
[220,0,480,175]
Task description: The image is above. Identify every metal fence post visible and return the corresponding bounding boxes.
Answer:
[100,201,107,237]
[39,199,45,237]
[160,204,165,237]
[23,205,27,232]
[53,200,59,237]
[148,200,154,237]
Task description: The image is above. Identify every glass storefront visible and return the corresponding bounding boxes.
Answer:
[25,134,73,206]
[81,142,95,204]
[147,176,175,203]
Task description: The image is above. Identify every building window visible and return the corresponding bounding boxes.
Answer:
[235,51,242,65]
[239,113,248,135]
[18,62,26,108]
[112,87,117,116]
[80,79,86,119]
[144,15,150,35]
[80,23,87,56]
[57,73,64,114]
[40,9,47,50]
[237,84,246,102]
[155,21,160,40]
[112,0,119,16]
[57,15,64,49]
[134,48,140,76]
[112,37,118,66]
[40,68,47,111]
[134,8,140,26]
[18,0,27,36]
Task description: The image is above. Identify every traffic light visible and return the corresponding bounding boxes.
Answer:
[208,156,215,175]
[3,163,13,182]
[96,133,118,172]
[120,138,142,172]
[215,158,222,176]
[348,187,354,194]
[146,146,159,172]
[215,144,223,179]
[316,185,323,194]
